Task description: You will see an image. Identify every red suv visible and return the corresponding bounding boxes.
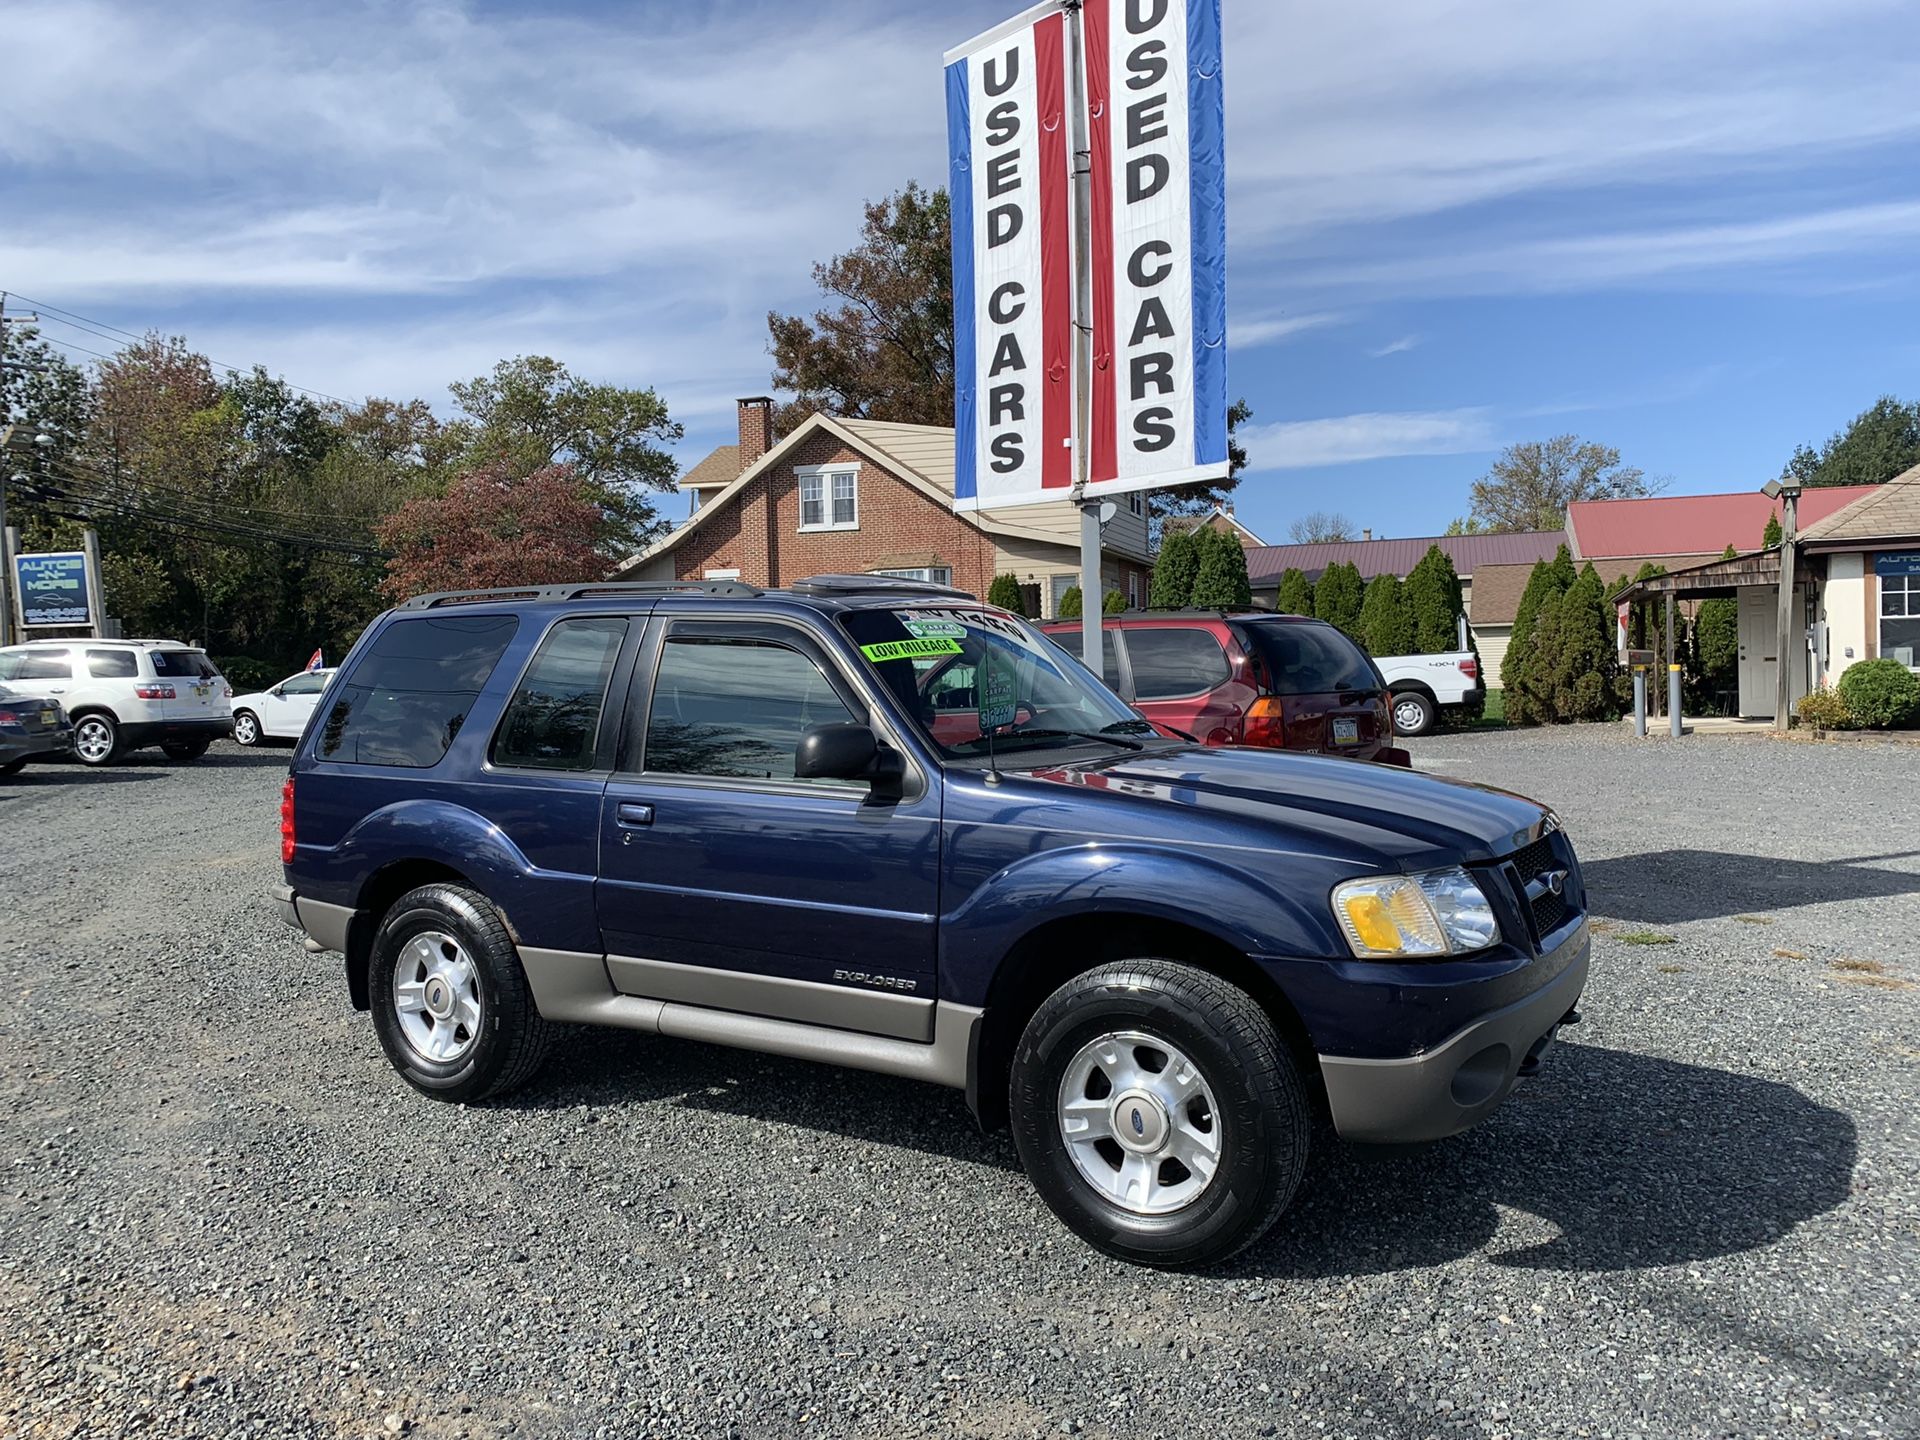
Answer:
[1043,611,1409,765]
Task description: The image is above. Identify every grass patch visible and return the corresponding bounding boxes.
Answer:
[1837,974,1915,991]
[1830,957,1888,974]
[1589,918,1621,935]
[1480,689,1506,724]
[1614,929,1677,946]
[1657,964,1687,974]
[1773,948,1809,960]
[1734,914,1774,925]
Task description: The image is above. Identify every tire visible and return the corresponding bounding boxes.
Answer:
[1009,960,1310,1269]
[368,883,557,1103]
[1391,689,1437,737]
[0,759,25,776]
[162,738,211,761]
[232,710,262,746]
[71,712,122,766]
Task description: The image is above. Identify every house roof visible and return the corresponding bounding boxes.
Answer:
[1464,562,1537,627]
[1566,485,1879,560]
[1799,462,1920,545]
[1243,530,1561,586]
[615,413,1130,574]
[679,443,740,491]
[1166,504,1266,546]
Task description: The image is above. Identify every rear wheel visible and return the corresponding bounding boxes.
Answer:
[1391,689,1437,737]
[71,713,121,766]
[368,883,557,1103]
[232,710,262,746]
[162,738,211,761]
[1010,960,1310,1268]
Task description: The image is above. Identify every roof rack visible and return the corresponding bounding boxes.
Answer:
[787,574,977,600]
[395,579,765,610]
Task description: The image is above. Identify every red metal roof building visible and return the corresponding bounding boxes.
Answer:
[1567,487,1878,567]
[1242,530,1563,587]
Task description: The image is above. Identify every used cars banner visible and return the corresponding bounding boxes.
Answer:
[946,0,1228,513]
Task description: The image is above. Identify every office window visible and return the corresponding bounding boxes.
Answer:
[870,567,953,586]
[798,465,859,532]
[1882,571,1920,666]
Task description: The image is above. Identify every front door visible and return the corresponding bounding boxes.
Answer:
[262,670,329,737]
[1737,587,1776,717]
[595,616,940,1042]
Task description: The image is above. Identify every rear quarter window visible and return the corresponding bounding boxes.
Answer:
[151,651,218,679]
[1123,626,1232,700]
[317,615,519,767]
[1234,620,1382,695]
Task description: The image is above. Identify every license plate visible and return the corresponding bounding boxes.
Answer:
[41,709,56,725]
[193,683,210,697]
[1332,717,1360,745]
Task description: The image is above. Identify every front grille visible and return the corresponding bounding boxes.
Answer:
[1505,833,1571,941]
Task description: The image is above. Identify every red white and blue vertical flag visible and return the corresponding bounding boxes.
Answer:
[305,648,324,672]
[946,0,1227,512]
[946,2,1076,512]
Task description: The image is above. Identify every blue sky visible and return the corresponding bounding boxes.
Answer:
[4,0,1919,544]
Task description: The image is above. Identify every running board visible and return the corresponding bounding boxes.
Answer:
[518,948,978,1090]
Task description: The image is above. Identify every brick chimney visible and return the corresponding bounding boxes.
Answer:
[737,396,775,473]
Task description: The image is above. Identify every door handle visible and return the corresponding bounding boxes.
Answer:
[616,802,654,828]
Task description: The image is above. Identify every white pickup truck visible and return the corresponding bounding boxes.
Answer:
[1371,652,1484,736]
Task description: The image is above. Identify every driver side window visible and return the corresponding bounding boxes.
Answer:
[642,631,859,782]
[281,673,326,696]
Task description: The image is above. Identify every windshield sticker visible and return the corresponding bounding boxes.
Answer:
[979,659,1018,731]
[861,637,965,663]
[902,619,968,640]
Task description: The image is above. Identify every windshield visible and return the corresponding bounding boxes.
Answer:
[840,605,1157,760]
[1233,619,1382,695]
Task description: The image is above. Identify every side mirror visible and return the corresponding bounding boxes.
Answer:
[269,685,285,698]
[795,722,903,787]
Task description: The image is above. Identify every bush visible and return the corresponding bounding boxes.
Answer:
[1312,560,1365,635]
[1189,528,1253,608]
[1357,574,1413,657]
[1056,585,1083,619]
[1796,686,1852,732]
[1275,567,1314,616]
[1149,529,1201,608]
[212,655,282,691]
[1502,544,1578,725]
[1403,545,1464,654]
[1102,588,1127,614]
[1836,658,1920,728]
[1526,563,1620,723]
[986,572,1026,615]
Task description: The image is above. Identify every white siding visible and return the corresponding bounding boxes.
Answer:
[1473,625,1511,688]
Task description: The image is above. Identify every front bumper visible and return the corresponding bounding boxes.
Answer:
[1318,919,1589,1144]
[270,882,355,954]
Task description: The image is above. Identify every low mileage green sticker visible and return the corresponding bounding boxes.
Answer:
[860,637,964,662]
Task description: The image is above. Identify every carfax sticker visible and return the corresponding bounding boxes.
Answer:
[903,619,968,640]
[860,637,965,662]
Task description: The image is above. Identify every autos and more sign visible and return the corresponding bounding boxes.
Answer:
[14,551,91,627]
[946,0,1228,512]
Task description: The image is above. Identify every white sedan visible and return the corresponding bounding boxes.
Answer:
[231,668,336,746]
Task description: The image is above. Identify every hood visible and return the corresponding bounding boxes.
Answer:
[1022,743,1551,867]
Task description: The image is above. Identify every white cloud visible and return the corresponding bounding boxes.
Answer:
[1368,335,1421,358]
[1237,409,1499,471]
[1228,312,1343,351]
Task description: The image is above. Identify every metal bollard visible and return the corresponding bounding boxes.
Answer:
[1633,666,1647,737]
[1668,663,1683,738]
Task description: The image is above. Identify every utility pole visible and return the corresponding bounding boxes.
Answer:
[1773,486,1800,731]
[1,294,47,648]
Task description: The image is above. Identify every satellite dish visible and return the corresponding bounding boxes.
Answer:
[1096,501,1118,525]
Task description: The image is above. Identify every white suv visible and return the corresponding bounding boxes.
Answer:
[0,639,233,766]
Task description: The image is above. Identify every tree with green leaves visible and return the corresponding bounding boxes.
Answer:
[1103,588,1127,614]
[446,355,681,557]
[1057,585,1083,619]
[1528,562,1621,722]
[1762,511,1782,548]
[1468,435,1653,532]
[1502,544,1578,724]
[1694,547,1739,708]
[1357,574,1414,657]
[1782,395,1920,488]
[1404,545,1465,653]
[1312,561,1365,635]
[1274,567,1314,616]
[1148,528,1201,608]
[1189,527,1252,609]
[987,572,1025,615]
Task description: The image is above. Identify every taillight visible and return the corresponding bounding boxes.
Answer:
[0,710,18,726]
[279,776,296,864]
[134,684,176,700]
[1243,696,1287,748]
[1458,657,1478,680]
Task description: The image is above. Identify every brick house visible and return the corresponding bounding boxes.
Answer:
[616,399,1154,616]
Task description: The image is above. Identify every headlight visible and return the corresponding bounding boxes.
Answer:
[1331,867,1501,958]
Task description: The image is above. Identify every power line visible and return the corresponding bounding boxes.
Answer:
[0,289,354,406]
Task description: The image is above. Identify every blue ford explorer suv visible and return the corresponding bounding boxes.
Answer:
[274,576,1588,1268]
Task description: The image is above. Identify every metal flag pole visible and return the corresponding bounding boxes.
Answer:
[1065,0,1102,674]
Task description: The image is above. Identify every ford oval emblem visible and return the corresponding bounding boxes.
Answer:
[1545,869,1566,896]
[1130,1107,1145,1136]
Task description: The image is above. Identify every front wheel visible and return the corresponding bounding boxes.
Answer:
[1391,690,1437,737]
[1010,960,1310,1268]
[368,883,556,1103]
[232,710,262,746]
[71,713,121,766]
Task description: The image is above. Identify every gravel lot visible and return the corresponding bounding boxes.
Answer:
[2,730,1915,1440]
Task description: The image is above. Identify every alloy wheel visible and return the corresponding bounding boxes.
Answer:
[1057,1030,1222,1215]
[391,930,485,1065]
